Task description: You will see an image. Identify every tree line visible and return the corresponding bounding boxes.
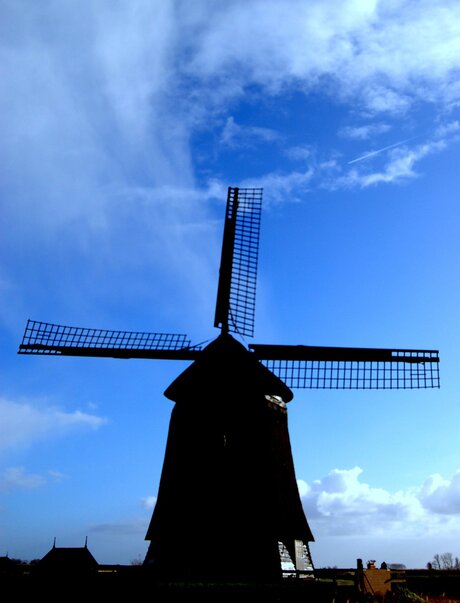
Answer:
[428,552,460,570]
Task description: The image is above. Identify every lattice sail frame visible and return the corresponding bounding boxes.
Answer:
[18,184,440,390]
[18,320,198,359]
[214,187,263,337]
[250,345,440,390]
[18,321,439,389]
[262,357,440,389]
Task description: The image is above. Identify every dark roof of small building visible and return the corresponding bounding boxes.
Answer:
[0,556,21,576]
[38,543,98,571]
[0,556,17,568]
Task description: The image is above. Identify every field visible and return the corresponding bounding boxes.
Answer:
[3,565,460,602]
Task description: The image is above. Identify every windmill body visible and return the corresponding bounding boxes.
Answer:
[18,187,440,582]
[144,333,313,581]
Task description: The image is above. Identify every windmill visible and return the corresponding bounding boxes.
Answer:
[18,186,440,582]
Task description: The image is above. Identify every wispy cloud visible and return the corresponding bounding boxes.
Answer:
[241,168,315,204]
[341,139,447,188]
[3,1,460,224]
[0,466,65,492]
[141,495,157,510]
[347,137,419,165]
[284,145,314,161]
[340,123,391,141]
[220,116,281,148]
[1,0,459,344]
[435,120,460,139]
[0,467,46,492]
[0,397,107,453]
[2,0,460,278]
[248,127,457,194]
[89,518,148,536]
[337,118,460,187]
[185,0,460,114]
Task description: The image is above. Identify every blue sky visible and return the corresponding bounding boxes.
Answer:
[1,0,460,569]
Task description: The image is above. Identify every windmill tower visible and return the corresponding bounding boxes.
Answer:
[18,187,440,582]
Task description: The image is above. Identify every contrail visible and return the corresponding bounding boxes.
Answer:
[348,136,418,165]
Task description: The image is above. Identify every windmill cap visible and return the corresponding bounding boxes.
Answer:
[164,333,293,403]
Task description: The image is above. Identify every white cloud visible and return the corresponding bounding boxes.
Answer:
[0,467,65,492]
[284,145,314,161]
[298,467,460,541]
[90,518,148,536]
[420,471,460,515]
[2,1,460,221]
[184,0,460,113]
[0,397,107,453]
[341,139,446,187]
[435,120,460,138]
[0,2,194,237]
[141,495,157,510]
[0,466,46,492]
[220,116,281,148]
[312,123,459,190]
[243,130,454,195]
[2,0,459,248]
[2,0,460,335]
[47,470,67,482]
[339,123,391,140]
[347,137,417,165]
[92,1,175,144]
[241,168,315,204]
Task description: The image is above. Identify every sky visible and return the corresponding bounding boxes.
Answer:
[1,0,460,570]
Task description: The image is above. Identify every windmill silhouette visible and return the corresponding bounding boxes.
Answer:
[19,187,439,582]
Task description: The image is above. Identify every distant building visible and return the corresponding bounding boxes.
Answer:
[0,555,20,577]
[356,558,406,599]
[37,540,98,575]
[363,568,392,598]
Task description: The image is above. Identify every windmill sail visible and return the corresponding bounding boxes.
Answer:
[249,343,440,389]
[18,320,440,388]
[18,319,201,360]
[214,187,263,337]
